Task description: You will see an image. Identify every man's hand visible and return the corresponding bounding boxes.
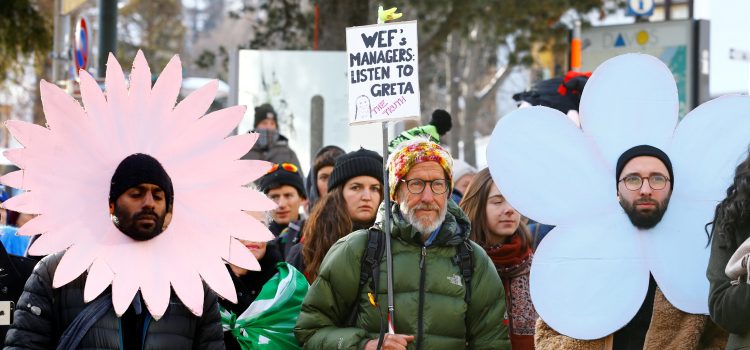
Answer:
[364,334,415,350]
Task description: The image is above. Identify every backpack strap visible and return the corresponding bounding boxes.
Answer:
[454,240,473,304]
[346,229,385,326]
[55,292,113,350]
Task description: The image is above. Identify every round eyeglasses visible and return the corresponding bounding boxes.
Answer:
[400,178,448,195]
[618,174,670,191]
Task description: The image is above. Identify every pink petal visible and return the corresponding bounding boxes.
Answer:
[141,269,171,320]
[170,80,216,123]
[2,192,41,214]
[39,80,86,136]
[112,268,140,316]
[199,258,237,304]
[128,51,151,104]
[151,55,183,117]
[26,231,72,256]
[53,244,97,288]
[219,133,259,162]
[0,170,25,190]
[3,149,27,169]
[5,120,51,149]
[223,211,275,243]
[18,214,54,236]
[170,268,205,317]
[79,70,108,119]
[234,159,273,183]
[225,238,261,271]
[84,260,114,302]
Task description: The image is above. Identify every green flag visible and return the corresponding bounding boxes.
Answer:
[221,262,309,349]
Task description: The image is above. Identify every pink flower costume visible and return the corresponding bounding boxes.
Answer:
[1,51,276,320]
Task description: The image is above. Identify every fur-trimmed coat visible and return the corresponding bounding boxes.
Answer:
[535,287,727,350]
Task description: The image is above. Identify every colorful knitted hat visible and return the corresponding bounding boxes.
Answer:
[387,138,453,200]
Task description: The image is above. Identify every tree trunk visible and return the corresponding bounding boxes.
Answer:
[446,33,462,158]
[318,0,370,50]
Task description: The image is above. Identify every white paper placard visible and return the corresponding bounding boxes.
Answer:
[346,21,420,125]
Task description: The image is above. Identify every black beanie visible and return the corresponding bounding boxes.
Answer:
[616,145,674,186]
[109,154,174,209]
[254,103,277,129]
[259,164,306,198]
[429,109,452,136]
[328,148,384,190]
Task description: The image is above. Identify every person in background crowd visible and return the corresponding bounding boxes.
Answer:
[220,210,308,350]
[242,103,302,170]
[387,109,452,153]
[0,187,36,344]
[292,148,383,282]
[460,168,537,350]
[295,138,509,350]
[258,163,307,239]
[5,153,224,349]
[707,152,750,349]
[451,158,477,203]
[0,189,31,256]
[304,145,345,214]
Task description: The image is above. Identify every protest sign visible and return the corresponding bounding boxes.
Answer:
[346,21,420,125]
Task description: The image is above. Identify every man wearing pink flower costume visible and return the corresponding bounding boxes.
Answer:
[1,51,275,349]
[5,154,224,349]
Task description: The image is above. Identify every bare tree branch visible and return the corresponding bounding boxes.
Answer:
[474,64,513,102]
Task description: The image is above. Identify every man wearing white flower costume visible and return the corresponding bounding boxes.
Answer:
[2,51,276,349]
[485,53,750,349]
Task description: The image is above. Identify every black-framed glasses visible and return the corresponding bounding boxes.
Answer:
[618,174,670,191]
[400,178,448,195]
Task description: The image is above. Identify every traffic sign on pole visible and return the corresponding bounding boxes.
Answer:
[74,16,89,76]
[626,0,655,17]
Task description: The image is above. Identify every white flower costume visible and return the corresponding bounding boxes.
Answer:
[487,53,750,339]
[0,52,276,320]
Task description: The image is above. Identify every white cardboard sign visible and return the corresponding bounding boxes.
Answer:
[346,21,420,125]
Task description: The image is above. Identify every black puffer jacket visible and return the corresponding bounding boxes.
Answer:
[0,244,36,343]
[4,252,225,349]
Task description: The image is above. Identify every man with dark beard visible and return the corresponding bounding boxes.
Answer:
[5,153,224,349]
[616,145,673,230]
[537,145,727,349]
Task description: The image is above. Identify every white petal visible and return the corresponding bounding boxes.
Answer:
[487,106,616,226]
[670,95,750,200]
[531,212,649,339]
[580,53,678,167]
[643,197,712,314]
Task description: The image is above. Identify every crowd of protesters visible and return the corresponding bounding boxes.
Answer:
[2,82,750,350]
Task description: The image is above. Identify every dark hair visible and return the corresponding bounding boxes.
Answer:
[314,147,345,173]
[302,187,353,280]
[459,168,532,250]
[708,149,750,247]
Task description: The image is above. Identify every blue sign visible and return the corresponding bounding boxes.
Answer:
[626,0,655,17]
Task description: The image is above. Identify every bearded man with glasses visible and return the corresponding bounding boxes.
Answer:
[616,145,674,230]
[295,138,509,350]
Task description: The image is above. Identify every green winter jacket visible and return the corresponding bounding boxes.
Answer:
[707,231,750,349]
[294,201,509,350]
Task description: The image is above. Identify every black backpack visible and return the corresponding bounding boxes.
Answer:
[346,228,474,326]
